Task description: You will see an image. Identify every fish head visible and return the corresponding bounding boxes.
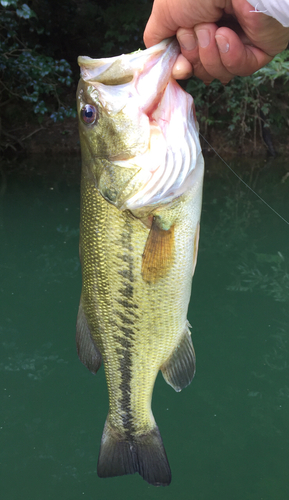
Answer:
[77,38,203,209]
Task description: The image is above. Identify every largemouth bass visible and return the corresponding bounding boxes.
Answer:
[76,38,204,487]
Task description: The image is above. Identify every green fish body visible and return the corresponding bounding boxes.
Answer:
[76,39,204,486]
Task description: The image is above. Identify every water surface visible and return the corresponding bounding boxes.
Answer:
[1,156,288,500]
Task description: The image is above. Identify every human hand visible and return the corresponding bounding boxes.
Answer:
[143,0,289,84]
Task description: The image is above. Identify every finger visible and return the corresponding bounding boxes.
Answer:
[143,20,176,48]
[172,54,193,80]
[174,28,199,78]
[175,27,215,84]
[215,26,273,76]
[177,27,198,54]
[194,23,235,83]
[143,3,178,48]
[173,55,216,85]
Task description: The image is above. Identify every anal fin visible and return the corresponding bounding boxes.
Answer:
[76,300,102,374]
[97,419,171,486]
[161,323,196,392]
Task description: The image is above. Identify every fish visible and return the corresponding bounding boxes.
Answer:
[76,38,204,487]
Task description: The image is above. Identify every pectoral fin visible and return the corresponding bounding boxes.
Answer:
[192,222,200,276]
[141,217,174,284]
[161,324,196,392]
[76,300,102,374]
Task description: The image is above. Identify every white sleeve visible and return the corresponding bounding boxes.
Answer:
[248,1,289,27]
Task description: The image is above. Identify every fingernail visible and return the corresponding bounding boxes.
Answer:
[215,35,229,54]
[178,33,197,51]
[195,29,210,49]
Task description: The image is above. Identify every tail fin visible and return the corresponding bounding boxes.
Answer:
[97,420,171,486]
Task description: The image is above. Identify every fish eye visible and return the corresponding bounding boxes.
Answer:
[80,104,98,125]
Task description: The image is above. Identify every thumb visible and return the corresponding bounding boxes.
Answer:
[144,5,178,47]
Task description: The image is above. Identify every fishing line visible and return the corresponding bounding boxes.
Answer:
[199,133,289,226]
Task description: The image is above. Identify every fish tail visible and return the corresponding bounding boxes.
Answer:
[97,419,171,486]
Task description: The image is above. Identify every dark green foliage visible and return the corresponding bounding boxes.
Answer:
[0,0,152,141]
[100,0,151,55]
[28,0,152,63]
[0,0,76,124]
[187,51,289,149]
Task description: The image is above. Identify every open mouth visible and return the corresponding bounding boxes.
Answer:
[78,38,203,210]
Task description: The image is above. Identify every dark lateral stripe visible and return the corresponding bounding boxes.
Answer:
[115,345,134,434]
[114,218,136,437]
[116,310,134,325]
[118,269,134,282]
[114,336,133,351]
[119,325,135,338]
[117,253,134,264]
[120,226,133,251]
[117,298,138,311]
[119,282,134,299]
[114,323,135,436]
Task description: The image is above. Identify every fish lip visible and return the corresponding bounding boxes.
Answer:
[78,38,177,66]
[78,38,180,89]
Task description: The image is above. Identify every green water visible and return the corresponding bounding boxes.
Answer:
[1,157,289,500]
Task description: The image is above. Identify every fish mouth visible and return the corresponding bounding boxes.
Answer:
[78,38,181,164]
[78,38,180,89]
[78,38,180,118]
